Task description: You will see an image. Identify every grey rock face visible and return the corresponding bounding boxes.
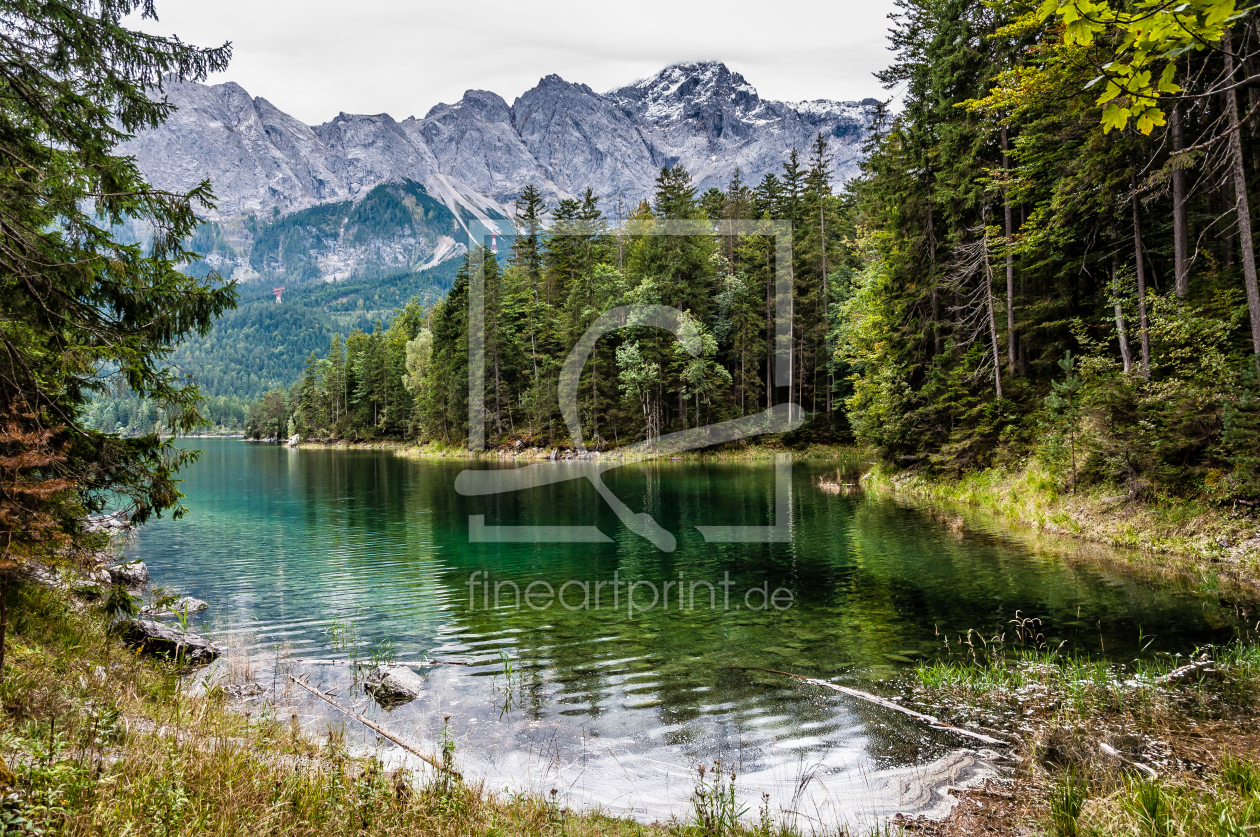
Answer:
[362,664,427,706]
[607,61,876,192]
[512,74,656,201]
[413,89,549,201]
[312,111,438,198]
[122,619,222,665]
[121,62,875,282]
[126,81,333,218]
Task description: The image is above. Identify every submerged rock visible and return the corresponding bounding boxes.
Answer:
[121,619,222,664]
[362,665,426,706]
[109,561,149,588]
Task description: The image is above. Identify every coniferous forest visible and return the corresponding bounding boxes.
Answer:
[248,0,1260,505]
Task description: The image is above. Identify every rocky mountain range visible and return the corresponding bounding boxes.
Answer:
[122,61,877,284]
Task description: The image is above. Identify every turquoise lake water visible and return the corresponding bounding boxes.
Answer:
[125,440,1249,825]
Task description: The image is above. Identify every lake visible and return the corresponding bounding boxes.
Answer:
[126,440,1248,827]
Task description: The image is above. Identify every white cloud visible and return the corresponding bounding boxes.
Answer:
[131,0,897,124]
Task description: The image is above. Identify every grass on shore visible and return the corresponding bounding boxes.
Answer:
[388,438,866,462]
[0,582,655,837]
[905,626,1260,837]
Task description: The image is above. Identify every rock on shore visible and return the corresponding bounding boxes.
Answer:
[108,561,149,588]
[121,619,222,664]
[140,596,208,618]
[84,510,130,534]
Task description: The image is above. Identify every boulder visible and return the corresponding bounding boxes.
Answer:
[141,596,208,617]
[84,510,130,534]
[286,434,300,447]
[362,664,426,706]
[121,619,222,664]
[109,561,149,588]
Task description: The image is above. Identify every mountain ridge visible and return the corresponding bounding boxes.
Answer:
[121,60,877,285]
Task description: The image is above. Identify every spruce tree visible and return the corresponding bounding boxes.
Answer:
[0,1,234,546]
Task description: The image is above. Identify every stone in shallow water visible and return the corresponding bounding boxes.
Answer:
[362,665,426,707]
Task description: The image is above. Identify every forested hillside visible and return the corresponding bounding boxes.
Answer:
[248,0,1260,504]
[84,259,458,435]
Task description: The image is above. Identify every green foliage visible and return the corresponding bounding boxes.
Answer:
[1219,364,1260,500]
[1126,778,1169,837]
[245,154,856,449]
[1219,753,1259,795]
[1049,770,1088,837]
[103,584,139,619]
[1042,353,1085,490]
[1035,0,1238,133]
[842,0,1260,502]
[691,761,746,837]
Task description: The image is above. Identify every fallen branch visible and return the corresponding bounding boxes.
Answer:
[733,665,1007,747]
[287,674,461,778]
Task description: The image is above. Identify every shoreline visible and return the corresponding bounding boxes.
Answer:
[283,436,866,462]
[860,461,1260,599]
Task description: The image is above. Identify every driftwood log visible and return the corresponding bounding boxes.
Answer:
[733,665,1007,746]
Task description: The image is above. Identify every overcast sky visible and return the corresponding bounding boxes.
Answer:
[130,0,900,126]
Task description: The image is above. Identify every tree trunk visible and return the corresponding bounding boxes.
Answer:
[820,188,832,412]
[1224,30,1260,373]
[1115,303,1133,374]
[1001,126,1016,373]
[1172,102,1189,298]
[766,246,774,408]
[0,570,8,685]
[1131,163,1152,379]
[927,171,941,356]
[981,228,1004,400]
[1112,259,1133,374]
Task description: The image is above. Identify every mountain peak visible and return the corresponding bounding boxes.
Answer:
[611,61,760,123]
